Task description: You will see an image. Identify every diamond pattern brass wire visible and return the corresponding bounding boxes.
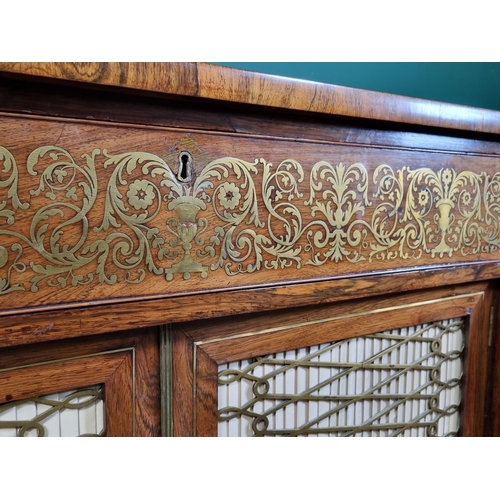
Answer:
[218,319,464,437]
[0,386,104,437]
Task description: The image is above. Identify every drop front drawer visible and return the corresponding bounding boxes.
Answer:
[1,113,500,314]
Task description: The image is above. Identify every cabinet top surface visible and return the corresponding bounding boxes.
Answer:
[1,62,500,135]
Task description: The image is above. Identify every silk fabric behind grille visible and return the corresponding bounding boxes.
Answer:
[218,319,464,437]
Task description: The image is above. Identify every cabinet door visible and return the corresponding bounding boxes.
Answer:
[171,283,492,437]
[0,327,160,437]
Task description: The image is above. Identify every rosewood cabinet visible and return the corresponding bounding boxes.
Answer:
[1,63,500,436]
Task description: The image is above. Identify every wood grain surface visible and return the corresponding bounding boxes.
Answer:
[460,285,492,437]
[1,62,500,134]
[487,295,500,436]
[0,351,127,403]
[2,264,500,349]
[172,326,194,436]
[0,327,161,436]
[175,282,492,437]
[1,62,499,437]
[2,74,500,157]
[2,112,500,316]
[191,283,487,363]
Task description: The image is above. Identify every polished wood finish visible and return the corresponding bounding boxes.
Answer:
[2,111,500,317]
[461,285,492,437]
[0,351,128,402]
[189,285,486,363]
[172,325,194,436]
[2,263,500,348]
[1,63,499,436]
[1,62,500,134]
[194,347,218,437]
[487,299,500,435]
[0,327,161,436]
[174,283,492,436]
[0,352,133,436]
[104,352,133,437]
[1,76,500,156]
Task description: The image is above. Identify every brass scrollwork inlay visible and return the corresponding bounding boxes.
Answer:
[1,144,500,296]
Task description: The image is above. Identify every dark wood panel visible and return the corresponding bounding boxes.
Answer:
[104,351,133,437]
[0,351,133,437]
[195,285,485,364]
[460,286,492,436]
[2,267,500,349]
[0,351,128,403]
[1,62,500,134]
[2,113,500,316]
[0,327,161,437]
[1,76,499,155]
[487,290,500,436]
[134,327,161,437]
[172,325,194,437]
[195,347,218,437]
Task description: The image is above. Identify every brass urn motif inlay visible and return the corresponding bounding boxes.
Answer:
[1,144,499,296]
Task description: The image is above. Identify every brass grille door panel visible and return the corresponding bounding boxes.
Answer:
[218,320,463,437]
[0,328,161,437]
[0,63,499,439]
[172,285,491,437]
[0,386,104,437]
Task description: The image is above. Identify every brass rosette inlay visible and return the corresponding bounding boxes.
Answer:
[1,145,500,296]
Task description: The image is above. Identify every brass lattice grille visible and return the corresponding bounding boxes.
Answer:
[218,319,464,437]
[0,386,104,437]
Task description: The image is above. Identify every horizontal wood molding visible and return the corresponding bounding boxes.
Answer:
[0,267,499,349]
[1,79,500,157]
[1,63,500,135]
[0,350,130,402]
[192,284,487,363]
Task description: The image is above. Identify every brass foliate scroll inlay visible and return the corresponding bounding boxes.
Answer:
[1,143,500,296]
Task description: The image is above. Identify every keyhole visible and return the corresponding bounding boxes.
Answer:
[178,151,193,182]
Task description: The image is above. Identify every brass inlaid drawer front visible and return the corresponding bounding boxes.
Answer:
[1,115,500,312]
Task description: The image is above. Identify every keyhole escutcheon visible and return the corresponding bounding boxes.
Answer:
[178,151,193,182]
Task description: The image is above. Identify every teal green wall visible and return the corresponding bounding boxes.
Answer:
[212,63,500,111]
